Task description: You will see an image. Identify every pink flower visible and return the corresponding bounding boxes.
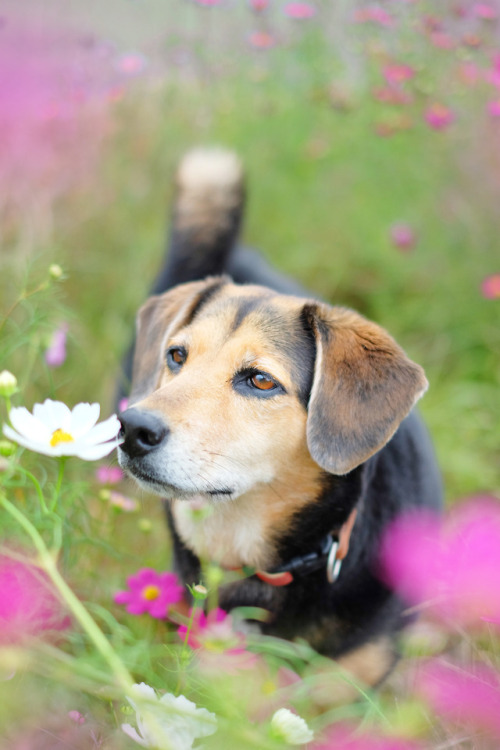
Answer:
[118,397,129,413]
[249,30,277,49]
[0,555,70,643]
[249,0,269,10]
[429,32,456,49]
[488,100,500,117]
[114,568,184,619]
[284,2,316,19]
[373,87,412,106]
[95,465,124,484]
[312,724,423,750]
[108,491,138,512]
[115,52,148,76]
[44,323,68,368]
[193,0,221,5]
[417,660,500,739]
[390,222,416,251]
[424,103,455,130]
[473,3,497,19]
[178,607,257,672]
[481,273,500,298]
[178,607,235,649]
[354,7,395,27]
[383,64,414,86]
[379,497,500,627]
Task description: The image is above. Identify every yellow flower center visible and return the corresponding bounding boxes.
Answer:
[50,429,74,447]
[142,585,160,601]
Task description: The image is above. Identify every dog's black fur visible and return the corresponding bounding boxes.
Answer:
[119,150,442,675]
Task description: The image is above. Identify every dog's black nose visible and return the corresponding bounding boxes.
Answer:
[119,408,168,458]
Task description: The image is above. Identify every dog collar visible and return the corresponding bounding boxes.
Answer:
[244,508,358,587]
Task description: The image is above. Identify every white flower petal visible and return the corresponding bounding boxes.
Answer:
[34,400,71,432]
[70,402,100,438]
[121,723,149,747]
[9,407,50,443]
[271,708,314,745]
[72,441,120,461]
[3,425,57,456]
[79,414,121,445]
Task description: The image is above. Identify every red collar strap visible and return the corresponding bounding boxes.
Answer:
[239,508,358,587]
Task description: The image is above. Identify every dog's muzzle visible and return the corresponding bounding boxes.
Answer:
[118,407,169,459]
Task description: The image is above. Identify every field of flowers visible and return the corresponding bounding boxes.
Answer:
[1,1,500,748]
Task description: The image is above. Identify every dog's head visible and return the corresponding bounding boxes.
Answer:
[117,278,427,501]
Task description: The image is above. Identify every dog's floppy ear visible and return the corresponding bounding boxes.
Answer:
[129,276,227,403]
[303,303,428,475]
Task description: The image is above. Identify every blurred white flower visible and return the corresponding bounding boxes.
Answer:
[270,708,314,745]
[122,683,217,750]
[3,399,121,460]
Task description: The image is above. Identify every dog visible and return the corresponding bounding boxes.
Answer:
[117,148,442,693]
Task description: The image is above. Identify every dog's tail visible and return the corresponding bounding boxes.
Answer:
[151,148,245,292]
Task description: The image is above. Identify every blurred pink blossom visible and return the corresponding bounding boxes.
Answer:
[379,497,500,627]
[178,607,257,672]
[0,554,70,643]
[417,660,500,739]
[44,323,69,368]
[429,32,455,49]
[249,30,277,49]
[118,397,129,412]
[424,103,455,130]
[473,3,497,19]
[249,0,269,10]
[68,711,86,725]
[95,465,124,484]
[383,64,414,86]
[284,2,316,19]
[481,273,500,298]
[114,568,184,619]
[488,100,500,117]
[390,223,417,251]
[354,7,395,27]
[115,52,148,76]
[373,87,412,106]
[108,491,138,512]
[0,21,114,195]
[312,724,423,750]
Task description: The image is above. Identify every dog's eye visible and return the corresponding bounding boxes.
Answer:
[166,347,187,371]
[249,372,277,391]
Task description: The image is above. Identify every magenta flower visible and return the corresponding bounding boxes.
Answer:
[312,724,423,750]
[424,103,455,130]
[95,465,124,484]
[379,497,500,627]
[284,2,316,19]
[481,273,500,298]
[114,569,184,619]
[390,222,416,252]
[0,555,70,643]
[417,660,500,740]
[44,323,68,368]
[249,0,269,10]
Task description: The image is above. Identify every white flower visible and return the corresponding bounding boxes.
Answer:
[122,683,218,750]
[3,399,121,460]
[270,708,314,746]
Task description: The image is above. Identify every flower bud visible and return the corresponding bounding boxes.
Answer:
[48,264,64,280]
[0,371,18,398]
[189,584,208,601]
[0,440,16,457]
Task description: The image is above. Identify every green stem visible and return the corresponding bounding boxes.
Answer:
[50,457,67,512]
[0,494,134,692]
[11,464,49,515]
